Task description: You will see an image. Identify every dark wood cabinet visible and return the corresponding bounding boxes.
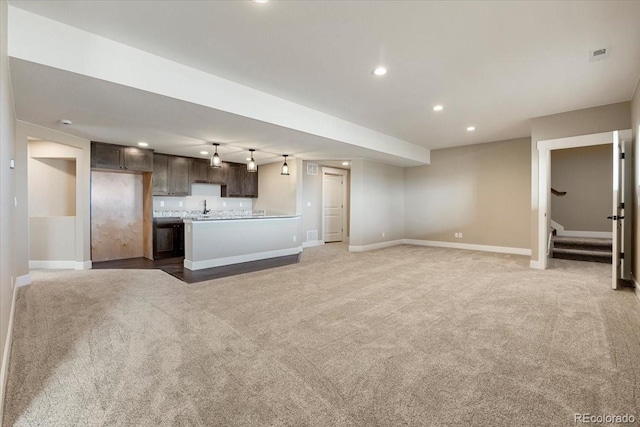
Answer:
[190,158,210,184]
[91,141,153,172]
[153,154,190,196]
[222,163,244,197]
[123,147,153,171]
[153,218,184,259]
[209,162,229,184]
[221,163,258,198]
[243,167,259,197]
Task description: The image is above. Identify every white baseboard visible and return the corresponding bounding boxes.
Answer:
[556,230,612,239]
[302,240,324,248]
[529,259,546,270]
[0,278,19,425]
[16,274,31,287]
[632,275,640,303]
[29,260,75,269]
[403,239,532,256]
[185,246,303,270]
[349,239,404,252]
[75,261,92,270]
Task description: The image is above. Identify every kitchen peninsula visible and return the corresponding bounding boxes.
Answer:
[184,213,302,270]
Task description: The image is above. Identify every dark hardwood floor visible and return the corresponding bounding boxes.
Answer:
[92,254,301,284]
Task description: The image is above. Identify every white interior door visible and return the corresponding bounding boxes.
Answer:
[611,131,622,290]
[323,174,343,242]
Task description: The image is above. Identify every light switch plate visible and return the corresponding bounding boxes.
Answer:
[10,159,15,169]
[307,202,311,207]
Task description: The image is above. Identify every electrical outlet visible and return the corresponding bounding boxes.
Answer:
[223,201,226,207]
[293,235,297,242]
[239,202,243,207]
[160,201,164,207]
[459,233,463,239]
[307,201,311,207]
[382,232,386,238]
[179,201,183,207]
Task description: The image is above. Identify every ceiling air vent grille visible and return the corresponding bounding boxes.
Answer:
[307,163,318,175]
[589,47,610,62]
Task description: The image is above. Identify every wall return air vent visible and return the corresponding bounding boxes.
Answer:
[589,47,610,62]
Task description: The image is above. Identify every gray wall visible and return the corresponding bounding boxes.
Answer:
[254,160,298,215]
[0,0,17,420]
[302,161,322,243]
[405,137,531,249]
[530,102,631,262]
[350,159,404,247]
[633,81,640,278]
[551,145,612,232]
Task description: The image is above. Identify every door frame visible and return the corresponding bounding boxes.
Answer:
[536,129,632,270]
[321,167,348,243]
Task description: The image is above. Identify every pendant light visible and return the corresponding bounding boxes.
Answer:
[281,155,290,176]
[247,149,257,172]
[210,143,222,168]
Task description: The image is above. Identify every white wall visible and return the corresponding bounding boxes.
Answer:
[16,124,92,271]
[28,156,76,216]
[0,0,18,422]
[153,184,254,214]
[349,159,404,249]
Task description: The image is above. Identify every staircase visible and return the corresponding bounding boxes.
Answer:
[551,236,612,264]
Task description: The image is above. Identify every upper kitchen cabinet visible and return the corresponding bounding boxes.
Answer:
[221,163,258,198]
[153,154,191,196]
[190,158,210,184]
[190,158,229,185]
[209,162,229,184]
[91,141,153,172]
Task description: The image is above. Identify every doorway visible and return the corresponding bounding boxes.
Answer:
[536,129,633,289]
[322,167,348,243]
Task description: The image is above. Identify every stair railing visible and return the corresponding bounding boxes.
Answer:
[547,231,553,257]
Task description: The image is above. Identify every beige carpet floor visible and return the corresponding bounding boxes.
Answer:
[3,243,640,426]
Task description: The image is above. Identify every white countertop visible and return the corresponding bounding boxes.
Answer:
[184,214,300,222]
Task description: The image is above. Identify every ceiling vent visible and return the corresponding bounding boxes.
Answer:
[589,47,610,62]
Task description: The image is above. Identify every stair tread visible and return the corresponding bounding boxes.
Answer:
[553,248,612,257]
[552,236,612,246]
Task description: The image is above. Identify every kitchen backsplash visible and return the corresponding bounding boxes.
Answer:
[153,184,254,215]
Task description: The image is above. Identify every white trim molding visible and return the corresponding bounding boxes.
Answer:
[349,239,404,252]
[632,275,640,303]
[404,239,531,256]
[185,246,303,270]
[29,260,76,269]
[302,240,324,248]
[16,274,31,287]
[76,260,92,270]
[0,281,19,422]
[530,260,546,270]
[555,230,613,239]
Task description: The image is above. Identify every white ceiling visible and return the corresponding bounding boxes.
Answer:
[8,0,640,152]
[10,58,419,166]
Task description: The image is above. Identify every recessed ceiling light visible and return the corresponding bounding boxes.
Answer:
[60,119,72,125]
[466,126,476,132]
[372,67,387,76]
[138,142,148,147]
[342,162,350,166]
[253,0,269,3]
[433,105,444,112]
[200,151,208,155]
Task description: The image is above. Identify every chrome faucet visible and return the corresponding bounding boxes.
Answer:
[203,200,211,215]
